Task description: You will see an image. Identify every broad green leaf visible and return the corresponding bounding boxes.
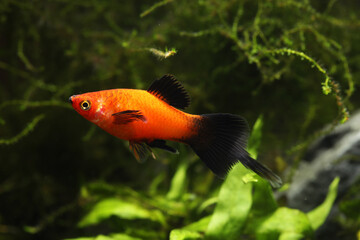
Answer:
[64,237,95,240]
[248,115,263,159]
[167,158,189,200]
[254,207,313,239]
[205,164,253,239]
[278,232,305,240]
[169,215,211,240]
[183,215,212,232]
[78,198,161,227]
[169,229,202,240]
[64,233,141,240]
[64,233,142,240]
[169,216,211,240]
[250,176,278,217]
[108,233,142,240]
[307,177,339,230]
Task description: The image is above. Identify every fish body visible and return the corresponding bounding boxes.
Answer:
[69,75,282,188]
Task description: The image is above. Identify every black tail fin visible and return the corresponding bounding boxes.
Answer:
[188,113,282,188]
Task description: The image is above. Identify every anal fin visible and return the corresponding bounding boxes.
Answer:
[147,139,179,154]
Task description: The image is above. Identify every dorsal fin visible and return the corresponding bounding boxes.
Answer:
[147,74,190,109]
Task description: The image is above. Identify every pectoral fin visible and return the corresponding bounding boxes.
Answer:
[112,110,147,125]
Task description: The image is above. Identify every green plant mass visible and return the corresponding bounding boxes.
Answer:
[0,0,359,239]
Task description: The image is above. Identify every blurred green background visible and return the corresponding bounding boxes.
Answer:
[0,0,359,239]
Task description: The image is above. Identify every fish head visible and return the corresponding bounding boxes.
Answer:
[69,92,107,124]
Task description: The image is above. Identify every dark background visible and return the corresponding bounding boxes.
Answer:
[0,0,359,239]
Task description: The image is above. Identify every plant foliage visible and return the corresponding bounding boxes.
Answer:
[64,117,339,240]
[0,0,359,239]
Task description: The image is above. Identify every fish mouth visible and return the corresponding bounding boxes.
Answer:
[68,96,74,104]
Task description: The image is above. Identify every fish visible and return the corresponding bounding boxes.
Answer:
[69,74,282,188]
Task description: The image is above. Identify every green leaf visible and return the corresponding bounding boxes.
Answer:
[307,177,339,230]
[64,237,94,240]
[246,177,340,239]
[78,198,161,227]
[253,207,313,239]
[183,215,211,232]
[169,229,202,240]
[248,115,263,159]
[167,158,189,200]
[241,172,258,184]
[278,232,305,240]
[169,216,211,240]
[250,176,278,217]
[64,233,142,240]
[197,197,217,214]
[148,172,166,195]
[108,234,142,240]
[205,164,253,239]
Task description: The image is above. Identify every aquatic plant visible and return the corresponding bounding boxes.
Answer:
[0,0,359,239]
[63,117,339,240]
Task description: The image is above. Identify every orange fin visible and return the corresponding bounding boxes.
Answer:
[129,141,156,163]
[112,110,147,125]
[147,74,190,109]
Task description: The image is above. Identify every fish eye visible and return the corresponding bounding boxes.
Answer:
[80,100,91,111]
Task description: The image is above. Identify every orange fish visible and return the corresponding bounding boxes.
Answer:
[69,75,282,187]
